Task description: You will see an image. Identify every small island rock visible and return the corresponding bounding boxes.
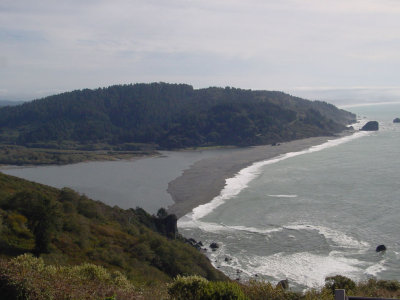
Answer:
[376,244,387,252]
[361,121,379,131]
[210,242,219,250]
[393,118,400,123]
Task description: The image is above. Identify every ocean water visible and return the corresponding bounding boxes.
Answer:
[178,102,400,290]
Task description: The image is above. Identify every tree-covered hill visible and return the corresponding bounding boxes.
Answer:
[0,83,356,149]
[0,172,227,288]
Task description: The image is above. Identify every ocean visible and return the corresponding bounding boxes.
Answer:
[178,102,400,290]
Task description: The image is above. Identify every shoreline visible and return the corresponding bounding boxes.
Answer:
[167,133,352,219]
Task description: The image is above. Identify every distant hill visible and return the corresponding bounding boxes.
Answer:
[0,83,355,149]
[0,100,25,107]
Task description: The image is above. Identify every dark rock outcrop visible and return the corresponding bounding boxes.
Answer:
[224,256,232,262]
[210,242,219,250]
[393,118,400,123]
[186,238,204,250]
[376,244,387,252]
[277,279,289,290]
[361,121,379,131]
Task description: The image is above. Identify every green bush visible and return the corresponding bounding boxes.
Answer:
[0,254,137,299]
[201,281,247,300]
[325,275,356,294]
[241,280,305,300]
[168,275,208,299]
[168,275,247,300]
[377,279,400,291]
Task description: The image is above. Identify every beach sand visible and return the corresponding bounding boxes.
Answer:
[167,135,345,219]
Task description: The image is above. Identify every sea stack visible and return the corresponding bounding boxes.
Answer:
[361,121,379,131]
[376,245,387,252]
[393,118,400,123]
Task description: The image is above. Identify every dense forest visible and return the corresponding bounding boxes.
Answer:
[0,83,355,149]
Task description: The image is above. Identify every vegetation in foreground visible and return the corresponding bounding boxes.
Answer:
[2,258,400,300]
[167,275,400,300]
[0,254,140,299]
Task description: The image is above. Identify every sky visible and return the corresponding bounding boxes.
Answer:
[1,0,400,102]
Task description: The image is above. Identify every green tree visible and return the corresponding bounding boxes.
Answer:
[4,191,60,255]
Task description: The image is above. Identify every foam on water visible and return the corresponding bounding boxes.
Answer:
[206,235,381,288]
[243,251,362,288]
[178,217,283,235]
[224,224,283,235]
[179,218,369,252]
[268,194,298,198]
[284,223,370,249]
[365,259,387,276]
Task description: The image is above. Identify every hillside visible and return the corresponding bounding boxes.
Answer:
[0,172,226,289]
[0,83,355,150]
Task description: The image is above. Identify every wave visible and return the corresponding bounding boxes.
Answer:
[236,251,362,288]
[268,194,298,198]
[178,217,283,236]
[284,223,370,249]
[183,131,370,223]
[179,217,369,250]
[365,259,387,276]
[210,245,383,288]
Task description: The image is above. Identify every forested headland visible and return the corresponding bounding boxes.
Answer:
[0,83,355,165]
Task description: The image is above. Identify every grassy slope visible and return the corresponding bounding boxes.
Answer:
[0,172,226,288]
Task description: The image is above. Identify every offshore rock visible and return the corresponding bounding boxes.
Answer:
[210,242,219,250]
[376,244,387,252]
[361,121,379,131]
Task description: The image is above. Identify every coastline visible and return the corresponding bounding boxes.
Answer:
[167,133,352,219]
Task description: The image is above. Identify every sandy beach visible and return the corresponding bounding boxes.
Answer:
[167,135,347,219]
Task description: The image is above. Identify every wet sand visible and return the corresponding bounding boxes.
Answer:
[167,135,345,219]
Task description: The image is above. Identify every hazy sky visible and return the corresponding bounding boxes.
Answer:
[1,0,400,101]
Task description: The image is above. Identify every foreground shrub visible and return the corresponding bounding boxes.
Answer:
[241,280,302,300]
[168,275,246,300]
[324,275,356,294]
[168,275,208,299]
[0,254,139,300]
[201,281,247,300]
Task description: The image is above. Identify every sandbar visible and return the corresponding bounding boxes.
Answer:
[167,135,348,219]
